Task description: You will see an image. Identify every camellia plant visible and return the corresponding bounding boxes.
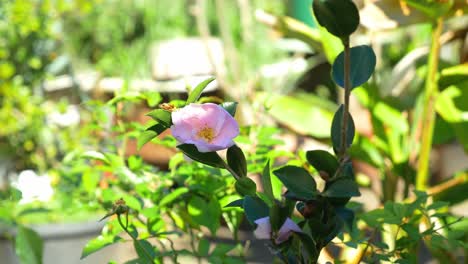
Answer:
[90,1,373,262]
[80,0,466,263]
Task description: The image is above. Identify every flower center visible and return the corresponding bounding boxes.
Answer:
[197,126,215,142]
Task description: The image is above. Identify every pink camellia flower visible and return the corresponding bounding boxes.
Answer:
[254,216,303,244]
[171,103,239,152]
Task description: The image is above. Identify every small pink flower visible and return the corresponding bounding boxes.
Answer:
[171,103,239,152]
[254,216,303,244]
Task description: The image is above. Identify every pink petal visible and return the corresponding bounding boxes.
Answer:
[254,217,272,240]
[275,218,303,244]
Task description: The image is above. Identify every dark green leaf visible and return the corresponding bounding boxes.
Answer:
[186,77,216,104]
[15,226,43,264]
[221,102,238,117]
[177,144,225,168]
[312,0,360,38]
[273,166,317,200]
[146,123,167,135]
[227,145,247,178]
[294,233,318,260]
[243,195,269,224]
[332,45,376,89]
[235,177,257,196]
[261,160,274,201]
[335,207,355,231]
[306,150,339,177]
[224,198,244,208]
[146,109,172,127]
[81,235,124,259]
[323,179,360,198]
[331,104,355,154]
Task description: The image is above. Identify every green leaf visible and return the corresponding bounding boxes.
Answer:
[294,233,318,260]
[159,187,189,207]
[197,238,210,257]
[332,45,376,89]
[323,179,360,198]
[405,0,453,19]
[188,196,221,235]
[146,109,172,127]
[107,92,144,105]
[243,195,269,224]
[221,102,238,117]
[273,166,317,200]
[335,207,355,231]
[143,92,162,107]
[261,160,274,201]
[235,177,257,196]
[259,92,335,138]
[138,130,157,150]
[15,226,43,264]
[373,102,409,133]
[186,77,216,104]
[224,198,244,208]
[306,150,339,177]
[211,243,236,256]
[227,145,247,178]
[331,104,355,154]
[133,240,156,263]
[81,235,123,259]
[80,150,110,164]
[177,144,225,168]
[312,0,360,38]
[147,123,168,135]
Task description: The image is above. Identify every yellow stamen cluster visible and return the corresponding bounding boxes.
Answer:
[197,127,215,142]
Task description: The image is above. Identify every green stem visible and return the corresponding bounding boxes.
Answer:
[416,18,443,190]
[117,214,154,263]
[340,39,351,158]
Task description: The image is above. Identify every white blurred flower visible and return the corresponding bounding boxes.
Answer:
[254,216,303,244]
[12,170,54,204]
[47,105,80,127]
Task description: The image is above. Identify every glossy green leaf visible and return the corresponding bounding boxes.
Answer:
[323,179,360,198]
[243,195,269,224]
[331,105,355,154]
[15,226,43,264]
[81,235,124,259]
[332,45,376,89]
[146,109,172,127]
[306,150,339,177]
[186,77,216,104]
[177,144,225,168]
[221,102,238,117]
[227,145,247,178]
[235,177,257,196]
[312,0,360,38]
[273,166,317,200]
